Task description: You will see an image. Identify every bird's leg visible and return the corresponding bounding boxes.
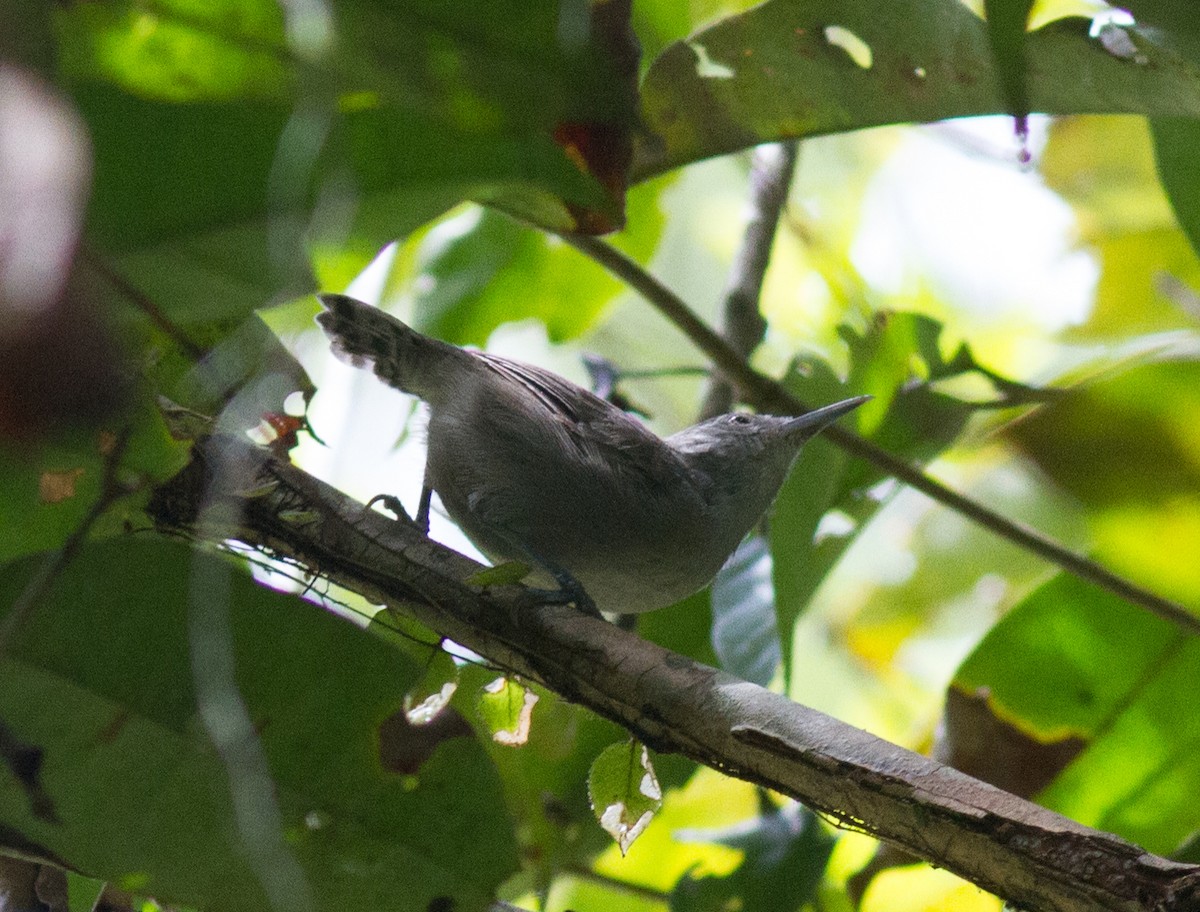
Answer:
[363,485,433,536]
[527,569,601,619]
[511,548,600,619]
[416,485,433,535]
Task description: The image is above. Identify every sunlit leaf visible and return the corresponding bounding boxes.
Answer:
[478,677,539,747]
[588,741,663,855]
[952,573,1200,854]
[772,313,1027,677]
[406,178,667,346]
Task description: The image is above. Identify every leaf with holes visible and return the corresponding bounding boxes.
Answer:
[588,742,662,855]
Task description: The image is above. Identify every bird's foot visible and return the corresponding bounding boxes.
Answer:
[519,576,601,619]
[365,494,419,527]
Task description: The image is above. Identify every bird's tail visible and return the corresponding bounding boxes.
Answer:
[315,293,470,403]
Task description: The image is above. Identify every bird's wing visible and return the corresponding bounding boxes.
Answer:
[476,353,695,487]
[475,354,605,423]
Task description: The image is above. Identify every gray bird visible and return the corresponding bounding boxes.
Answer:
[317,293,866,615]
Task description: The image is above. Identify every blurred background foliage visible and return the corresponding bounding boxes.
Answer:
[2,0,1200,910]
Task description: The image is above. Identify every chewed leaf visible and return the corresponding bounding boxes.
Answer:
[467,561,533,588]
[406,682,459,726]
[587,741,662,855]
[404,647,460,726]
[477,677,538,747]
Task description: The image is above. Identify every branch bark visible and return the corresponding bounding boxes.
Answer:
[148,435,1200,912]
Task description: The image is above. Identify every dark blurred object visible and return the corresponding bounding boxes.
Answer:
[0,64,128,441]
[581,352,650,417]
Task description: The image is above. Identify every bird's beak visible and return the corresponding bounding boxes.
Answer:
[783,395,871,441]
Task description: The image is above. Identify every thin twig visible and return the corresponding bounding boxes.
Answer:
[701,141,798,418]
[561,864,672,902]
[560,234,1200,636]
[79,247,206,359]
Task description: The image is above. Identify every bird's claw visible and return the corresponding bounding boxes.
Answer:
[365,493,418,527]
[519,581,601,619]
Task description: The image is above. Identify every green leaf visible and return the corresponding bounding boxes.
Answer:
[0,406,185,565]
[636,589,720,671]
[406,179,667,346]
[671,804,834,912]
[453,663,630,890]
[64,0,640,333]
[55,0,291,102]
[1,0,56,73]
[477,677,539,747]
[172,313,316,425]
[588,741,662,855]
[465,560,534,588]
[0,539,518,912]
[1150,117,1200,261]
[634,0,1200,181]
[66,871,107,912]
[1004,359,1200,509]
[1121,0,1200,59]
[953,573,1200,854]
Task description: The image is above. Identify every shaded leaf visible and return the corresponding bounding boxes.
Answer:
[1150,117,1200,261]
[710,536,781,687]
[65,871,106,912]
[0,412,184,565]
[174,313,316,433]
[637,589,721,671]
[672,803,834,912]
[1121,0,1200,60]
[634,0,1200,181]
[0,539,518,912]
[1004,359,1200,508]
[453,663,631,889]
[61,0,638,335]
[982,0,1035,130]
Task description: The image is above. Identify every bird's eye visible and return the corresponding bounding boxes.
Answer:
[730,414,752,425]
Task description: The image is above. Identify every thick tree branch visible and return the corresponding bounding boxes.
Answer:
[559,233,1200,636]
[700,142,797,418]
[148,435,1200,912]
